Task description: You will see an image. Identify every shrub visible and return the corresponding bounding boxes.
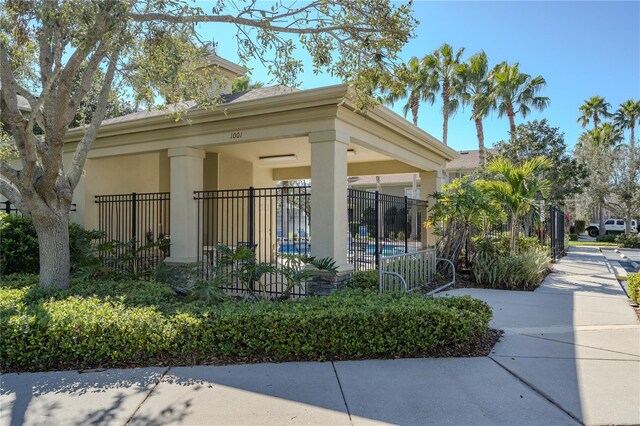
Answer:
[568,233,579,241]
[596,234,618,243]
[472,234,543,258]
[628,273,639,304]
[0,280,492,372]
[616,233,640,249]
[0,214,39,274]
[0,215,104,275]
[346,269,379,291]
[574,220,586,234]
[472,248,550,290]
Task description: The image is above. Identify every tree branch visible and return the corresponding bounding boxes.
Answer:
[0,160,19,186]
[129,12,388,35]
[63,42,110,127]
[67,50,120,190]
[0,179,30,216]
[0,42,38,182]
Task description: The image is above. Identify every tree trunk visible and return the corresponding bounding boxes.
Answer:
[442,83,449,146]
[507,108,516,139]
[474,113,485,167]
[410,95,419,126]
[442,107,449,146]
[32,208,71,289]
[510,214,517,255]
[599,204,606,237]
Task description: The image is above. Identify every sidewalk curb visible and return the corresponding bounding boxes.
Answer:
[613,249,640,273]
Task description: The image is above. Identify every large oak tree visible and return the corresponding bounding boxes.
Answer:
[0,0,417,289]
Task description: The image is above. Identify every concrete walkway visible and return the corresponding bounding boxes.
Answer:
[1,247,638,425]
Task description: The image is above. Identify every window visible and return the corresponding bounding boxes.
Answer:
[616,220,624,226]
[404,188,421,199]
[605,219,614,225]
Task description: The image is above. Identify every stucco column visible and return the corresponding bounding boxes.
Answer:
[420,170,445,248]
[309,130,350,269]
[165,147,205,263]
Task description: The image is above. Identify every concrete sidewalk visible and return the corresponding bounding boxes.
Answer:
[1,247,638,425]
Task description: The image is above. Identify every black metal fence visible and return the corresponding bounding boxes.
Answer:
[463,205,566,265]
[95,192,170,271]
[347,188,428,271]
[1,200,76,216]
[195,186,310,297]
[549,205,565,262]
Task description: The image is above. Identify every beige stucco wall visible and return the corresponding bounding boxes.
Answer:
[78,152,164,230]
[218,156,253,189]
[203,153,219,190]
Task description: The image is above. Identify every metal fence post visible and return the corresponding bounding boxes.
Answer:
[248,186,255,248]
[3,200,10,214]
[131,192,137,250]
[375,191,380,267]
[404,196,409,253]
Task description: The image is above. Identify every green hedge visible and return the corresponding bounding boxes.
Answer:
[628,273,639,304]
[0,278,492,372]
[616,233,640,249]
[596,234,618,243]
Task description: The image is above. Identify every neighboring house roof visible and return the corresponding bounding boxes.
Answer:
[17,94,30,112]
[446,149,496,171]
[0,84,31,111]
[97,85,297,127]
[351,149,495,186]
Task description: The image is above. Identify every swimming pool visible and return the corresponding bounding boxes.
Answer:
[365,244,404,256]
[278,242,311,254]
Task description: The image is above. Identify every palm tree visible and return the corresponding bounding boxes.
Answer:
[613,99,640,151]
[232,76,264,93]
[423,43,465,146]
[457,51,495,166]
[578,124,624,236]
[384,57,437,126]
[477,156,552,255]
[577,96,611,129]
[491,62,549,138]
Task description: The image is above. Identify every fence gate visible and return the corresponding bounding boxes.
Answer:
[95,192,170,271]
[347,188,428,271]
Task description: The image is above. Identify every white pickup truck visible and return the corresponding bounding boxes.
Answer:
[586,218,639,237]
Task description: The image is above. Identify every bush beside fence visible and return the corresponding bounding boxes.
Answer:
[0,276,492,372]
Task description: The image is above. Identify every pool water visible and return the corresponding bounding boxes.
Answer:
[278,242,311,254]
[366,244,404,256]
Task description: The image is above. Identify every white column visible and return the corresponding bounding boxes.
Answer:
[166,147,205,263]
[309,130,350,268]
[420,170,445,248]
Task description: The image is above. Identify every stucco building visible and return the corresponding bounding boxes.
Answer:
[9,56,459,283]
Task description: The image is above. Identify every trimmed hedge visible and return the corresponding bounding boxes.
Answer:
[0,277,492,372]
[596,234,618,243]
[616,233,640,249]
[628,273,639,304]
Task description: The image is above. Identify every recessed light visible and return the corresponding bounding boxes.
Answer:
[258,154,297,162]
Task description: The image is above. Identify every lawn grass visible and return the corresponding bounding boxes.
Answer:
[568,241,618,247]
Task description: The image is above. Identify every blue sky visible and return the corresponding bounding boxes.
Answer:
[206,1,640,152]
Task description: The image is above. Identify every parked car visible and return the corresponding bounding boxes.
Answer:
[586,219,639,237]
